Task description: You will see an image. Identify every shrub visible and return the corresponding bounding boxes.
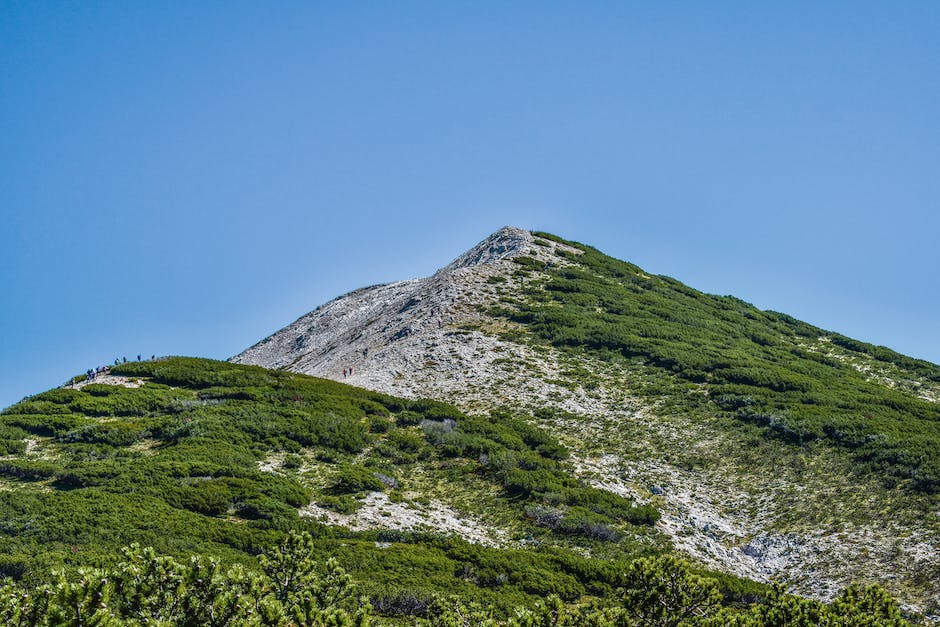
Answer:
[327,465,386,495]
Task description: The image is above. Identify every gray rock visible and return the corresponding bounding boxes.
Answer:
[742,543,763,558]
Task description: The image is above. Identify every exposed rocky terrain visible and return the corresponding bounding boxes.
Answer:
[233,227,939,616]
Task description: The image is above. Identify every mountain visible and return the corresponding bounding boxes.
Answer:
[0,227,937,623]
[234,226,940,615]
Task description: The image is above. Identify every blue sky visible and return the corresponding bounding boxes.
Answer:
[1,2,938,408]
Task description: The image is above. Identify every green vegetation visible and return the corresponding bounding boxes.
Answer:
[22,357,911,620]
[417,407,659,534]
[494,234,940,492]
[0,532,370,626]
[0,357,670,616]
[0,533,910,626]
[0,347,927,622]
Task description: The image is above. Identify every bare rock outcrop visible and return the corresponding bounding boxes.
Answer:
[232,226,541,389]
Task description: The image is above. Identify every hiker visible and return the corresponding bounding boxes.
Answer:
[122,356,127,363]
[348,366,353,376]
[137,354,141,361]
[342,368,347,378]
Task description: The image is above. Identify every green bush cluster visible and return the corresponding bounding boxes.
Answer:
[417,408,660,537]
[0,537,910,626]
[0,358,428,579]
[326,465,388,495]
[0,532,371,626]
[502,234,940,492]
[0,423,28,455]
[0,358,656,594]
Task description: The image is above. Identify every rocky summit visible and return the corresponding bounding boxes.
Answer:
[234,226,940,617]
[233,226,548,398]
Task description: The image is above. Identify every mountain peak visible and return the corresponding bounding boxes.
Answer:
[442,226,532,272]
[230,229,940,613]
[231,225,549,379]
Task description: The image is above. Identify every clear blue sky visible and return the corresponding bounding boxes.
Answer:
[2,2,938,408]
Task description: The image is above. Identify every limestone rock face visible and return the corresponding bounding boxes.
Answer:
[231,226,541,392]
[443,226,531,271]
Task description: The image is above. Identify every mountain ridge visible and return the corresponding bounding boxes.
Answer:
[0,226,936,621]
[233,227,940,615]
[232,226,557,397]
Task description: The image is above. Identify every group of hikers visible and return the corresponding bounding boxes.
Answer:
[83,354,155,382]
[342,366,354,378]
[84,365,108,381]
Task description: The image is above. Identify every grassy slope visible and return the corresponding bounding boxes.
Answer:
[497,233,940,494]
[466,233,940,613]
[3,357,745,615]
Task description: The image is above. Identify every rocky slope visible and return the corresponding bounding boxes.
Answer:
[233,227,939,617]
[234,226,542,390]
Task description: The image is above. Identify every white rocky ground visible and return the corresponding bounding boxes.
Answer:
[233,227,939,616]
[301,492,505,547]
[69,373,144,390]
